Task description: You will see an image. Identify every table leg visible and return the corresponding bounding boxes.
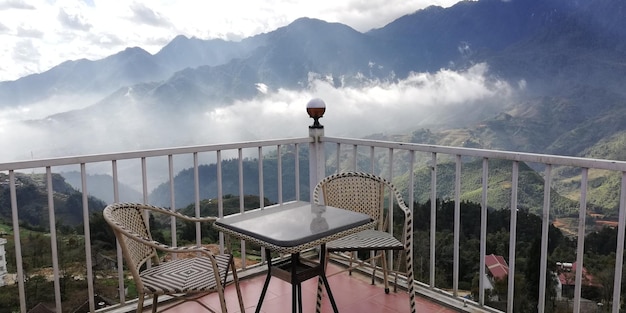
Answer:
[255,248,273,313]
[290,253,303,313]
[297,283,303,313]
[320,271,339,313]
[316,244,339,313]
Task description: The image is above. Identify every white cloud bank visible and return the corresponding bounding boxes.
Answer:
[0,63,517,163]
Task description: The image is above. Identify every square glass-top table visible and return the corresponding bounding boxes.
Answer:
[214,201,374,313]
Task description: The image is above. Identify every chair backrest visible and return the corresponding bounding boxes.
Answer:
[103,203,158,277]
[314,172,398,230]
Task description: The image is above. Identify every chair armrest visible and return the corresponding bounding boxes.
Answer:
[112,218,217,256]
[138,202,217,223]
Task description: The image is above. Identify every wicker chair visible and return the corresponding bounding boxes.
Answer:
[313,172,415,313]
[103,202,245,313]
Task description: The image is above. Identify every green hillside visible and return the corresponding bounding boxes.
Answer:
[393,158,578,215]
[0,173,105,230]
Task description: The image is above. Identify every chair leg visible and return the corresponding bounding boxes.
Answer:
[217,288,228,313]
[230,257,246,313]
[315,276,324,313]
[405,249,416,313]
[316,247,330,313]
[213,265,228,313]
[392,250,400,293]
[370,250,377,285]
[348,251,356,275]
[380,251,390,294]
[136,294,145,313]
[151,295,158,313]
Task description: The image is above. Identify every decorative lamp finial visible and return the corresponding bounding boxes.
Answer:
[306,98,326,128]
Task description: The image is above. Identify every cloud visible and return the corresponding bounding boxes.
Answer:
[129,2,171,28]
[0,0,35,10]
[16,25,43,38]
[12,39,40,63]
[88,32,124,47]
[0,1,465,81]
[58,8,92,31]
[0,63,515,163]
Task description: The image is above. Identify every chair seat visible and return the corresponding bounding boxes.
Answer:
[140,254,232,294]
[327,229,404,251]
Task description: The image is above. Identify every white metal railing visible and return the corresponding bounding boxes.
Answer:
[1,125,626,312]
[0,137,311,313]
[321,136,626,313]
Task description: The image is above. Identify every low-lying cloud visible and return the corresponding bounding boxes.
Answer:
[0,63,517,164]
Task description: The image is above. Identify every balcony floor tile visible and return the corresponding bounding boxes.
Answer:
[149,263,458,313]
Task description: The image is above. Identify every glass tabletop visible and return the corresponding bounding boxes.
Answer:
[214,201,372,247]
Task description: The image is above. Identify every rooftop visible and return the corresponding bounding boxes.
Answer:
[485,255,509,281]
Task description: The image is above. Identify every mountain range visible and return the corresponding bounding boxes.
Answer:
[2,0,625,158]
[1,0,626,214]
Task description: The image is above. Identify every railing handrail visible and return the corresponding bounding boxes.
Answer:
[0,137,312,171]
[323,136,626,171]
[4,131,626,313]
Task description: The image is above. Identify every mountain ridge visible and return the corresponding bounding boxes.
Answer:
[1,0,625,163]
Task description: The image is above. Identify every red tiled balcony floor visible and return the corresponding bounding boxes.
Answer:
[154,262,458,313]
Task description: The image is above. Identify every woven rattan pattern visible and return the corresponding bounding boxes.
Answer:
[103,202,244,313]
[312,172,416,313]
[316,173,385,230]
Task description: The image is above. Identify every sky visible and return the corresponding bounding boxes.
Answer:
[0,0,464,82]
[0,0,522,167]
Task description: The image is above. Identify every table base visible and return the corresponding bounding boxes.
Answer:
[255,244,338,313]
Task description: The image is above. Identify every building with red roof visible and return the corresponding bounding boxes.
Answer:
[483,254,509,301]
[556,262,599,300]
[485,254,509,281]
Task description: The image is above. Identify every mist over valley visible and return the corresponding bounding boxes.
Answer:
[1,0,625,212]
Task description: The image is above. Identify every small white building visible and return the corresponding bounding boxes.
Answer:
[0,238,7,286]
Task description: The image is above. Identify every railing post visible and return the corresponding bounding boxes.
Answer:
[309,124,325,197]
[307,98,326,198]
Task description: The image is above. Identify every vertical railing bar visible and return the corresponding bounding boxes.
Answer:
[430,152,437,288]
[278,145,283,204]
[237,148,247,268]
[10,171,26,313]
[258,146,265,263]
[507,161,519,313]
[387,148,394,267]
[408,150,415,291]
[479,158,488,306]
[352,144,358,171]
[370,146,375,174]
[141,157,149,204]
[217,150,224,255]
[612,172,626,312]
[335,143,341,174]
[141,157,151,271]
[258,146,264,209]
[238,149,244,214]
[217,150,223,215]
[388,148,394,229]
[112,160,119,203]
[46,168,62,313]
[80,163,95,313]
[538,164,552,313]
[295,144,300,201]
[112,160,126,304]
[168,155,177,255]
[453,155,461,297]
[194,152,201,246]
[573,168,588,313]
